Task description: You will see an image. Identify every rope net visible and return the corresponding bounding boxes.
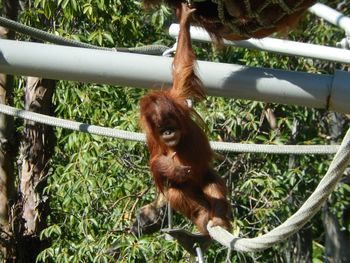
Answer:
[143,0,316,40]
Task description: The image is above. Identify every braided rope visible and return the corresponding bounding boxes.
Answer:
[0,104,339,154]
[208,126,350,251]
[0,16,110,50]
[0,16,169,55]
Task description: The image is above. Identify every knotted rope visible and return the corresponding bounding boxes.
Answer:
[207,126,350,251]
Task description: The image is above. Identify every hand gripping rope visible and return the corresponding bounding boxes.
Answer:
[207,126,350,252]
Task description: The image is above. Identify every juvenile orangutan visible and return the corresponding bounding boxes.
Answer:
[139,3,231,235]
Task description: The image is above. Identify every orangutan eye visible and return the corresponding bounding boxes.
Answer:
[162,127,175,137]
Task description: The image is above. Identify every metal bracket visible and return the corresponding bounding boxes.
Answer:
[336,36,350,50]
[161,228,212,257]
[162,41,177,57]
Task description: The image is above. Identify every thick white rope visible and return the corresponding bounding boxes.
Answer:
[0,103,339,154]
[3,102,348,251]
[207,126,350,252]
[0,104,145,141]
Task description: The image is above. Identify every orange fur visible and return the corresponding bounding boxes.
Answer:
[140,3,231,235]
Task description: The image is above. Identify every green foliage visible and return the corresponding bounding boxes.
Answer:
[6,0,349,262]
[19,0,172,47]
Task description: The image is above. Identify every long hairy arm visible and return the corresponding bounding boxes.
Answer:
[171,3,204,102]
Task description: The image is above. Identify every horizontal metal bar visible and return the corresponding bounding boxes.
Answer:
[168,24,350,64]
[309,3,350,35]
[0,39,349,113]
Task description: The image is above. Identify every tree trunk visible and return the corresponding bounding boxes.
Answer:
[284,119,313,263]
[323,203,350,263]
[13,77,56,262]
[285,227,313,263]
[2,77,56,262]
[0,3,57,260]
[0,0,19,260]
[323,112,350,263]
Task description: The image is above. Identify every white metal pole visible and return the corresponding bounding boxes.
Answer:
[168,24,350,64]
[309,3,350,35]
[0,39,349,113]
[195,246,205,263]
